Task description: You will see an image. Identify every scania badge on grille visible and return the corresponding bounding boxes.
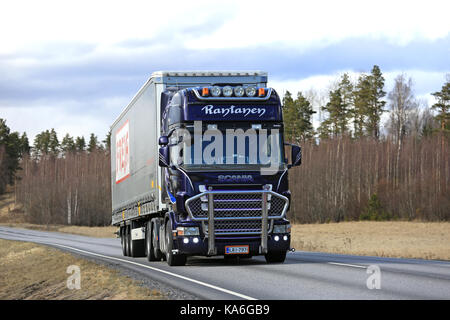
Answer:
[218,175,254,183]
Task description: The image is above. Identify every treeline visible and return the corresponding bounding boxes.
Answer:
[16,151,111,226]
[0,119,30,194]
[0,121,112,226]
[285,66,449,222]
[289,136,449,223]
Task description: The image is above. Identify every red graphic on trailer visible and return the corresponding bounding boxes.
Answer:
[116,120,130,184]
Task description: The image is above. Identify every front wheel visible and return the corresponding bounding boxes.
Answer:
[264,251,287,263]
[165,220,186,266]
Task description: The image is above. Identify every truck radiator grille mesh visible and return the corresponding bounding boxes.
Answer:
[186,191,288,235]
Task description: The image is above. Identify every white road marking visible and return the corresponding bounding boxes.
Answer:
[327,262,367,269]
[52,243,257,300]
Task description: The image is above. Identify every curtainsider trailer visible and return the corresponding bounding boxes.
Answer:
[111,71,301,266]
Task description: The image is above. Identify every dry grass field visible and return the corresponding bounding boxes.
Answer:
[291,221,450,261]
[0,239,166,300]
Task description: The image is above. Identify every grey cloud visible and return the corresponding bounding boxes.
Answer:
[1,34,449,107]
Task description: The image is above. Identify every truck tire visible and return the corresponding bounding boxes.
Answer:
[129,222,145,258]
[146,221,157,261]
[152,219,163,261]
[264,251,287,263]
[124,225,130,256]
[165,220,186,266]
[121,226,127,256]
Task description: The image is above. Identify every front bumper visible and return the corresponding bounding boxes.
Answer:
[173,233,291,256]
[184,187,290,256]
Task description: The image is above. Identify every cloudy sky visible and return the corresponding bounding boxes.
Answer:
[1,0,449,142]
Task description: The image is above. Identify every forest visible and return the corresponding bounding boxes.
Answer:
[1,66,449,225]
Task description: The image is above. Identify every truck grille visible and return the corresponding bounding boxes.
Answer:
[185,190,289,235]
[203,220,270,235]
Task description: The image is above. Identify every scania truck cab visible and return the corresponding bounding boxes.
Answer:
[111,71,301,266]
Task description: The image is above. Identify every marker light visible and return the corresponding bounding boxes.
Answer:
[222,86,233,97]
[234,86,245,97]
[245,86,256,97]
[202,87,209,96]
[258,88,266,96]
[211,86,221,97]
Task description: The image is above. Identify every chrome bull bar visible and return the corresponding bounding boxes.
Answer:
[185,186,289,256]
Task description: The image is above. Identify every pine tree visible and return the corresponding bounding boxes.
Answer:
[61,134,76,153]
[103,130,111,152]
[317,117,333,140]
[296,92,316,141]
[88,133,99,152]
[34,130,51,156]
[282,91,298,143]
[0,119,25,186]
[75,136,86,152]
[353,74,371,138]
[431,80,450,135]
[48,128,59,155]
[20,133,30,155]
[366,65,387,139]
[283,91,316,143]
[321,88,351,137]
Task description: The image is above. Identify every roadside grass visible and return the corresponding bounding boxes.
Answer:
[0,239,166,300]
[291,221,450,261]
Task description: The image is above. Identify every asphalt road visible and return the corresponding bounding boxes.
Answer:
[1,225,449,300]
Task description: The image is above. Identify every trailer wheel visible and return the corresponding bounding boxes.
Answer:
[152,219,162,261]
[264,250,287,263]
[165,220,186,266]
[146,221,157,261]
[121,226,127,256]
[124,225,130,256]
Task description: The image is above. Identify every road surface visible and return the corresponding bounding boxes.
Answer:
[0,226,449,300]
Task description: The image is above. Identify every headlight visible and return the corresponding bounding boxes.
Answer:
[273,224,290,234]
[211,86,221,97]
[234,86,244,97]
[177,227,200,236]
[222,86,233,97]
[245,86,256,97]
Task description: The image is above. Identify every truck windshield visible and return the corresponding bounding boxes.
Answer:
[169,125,286,172]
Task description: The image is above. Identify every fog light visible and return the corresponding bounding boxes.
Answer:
[211,86,221,97]
[222,86,233,97]
[245,86,256,97]
[283,235,288,241]
[193,237,199,244]
[234,86,244,97]
[274,235,280,242]
[183,238,189,244]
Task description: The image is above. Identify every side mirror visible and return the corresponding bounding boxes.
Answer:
[159,145,170,167]
[159,136,168,146]
[285,143,301,168]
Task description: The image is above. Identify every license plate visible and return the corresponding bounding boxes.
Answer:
[225,245,249,255]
